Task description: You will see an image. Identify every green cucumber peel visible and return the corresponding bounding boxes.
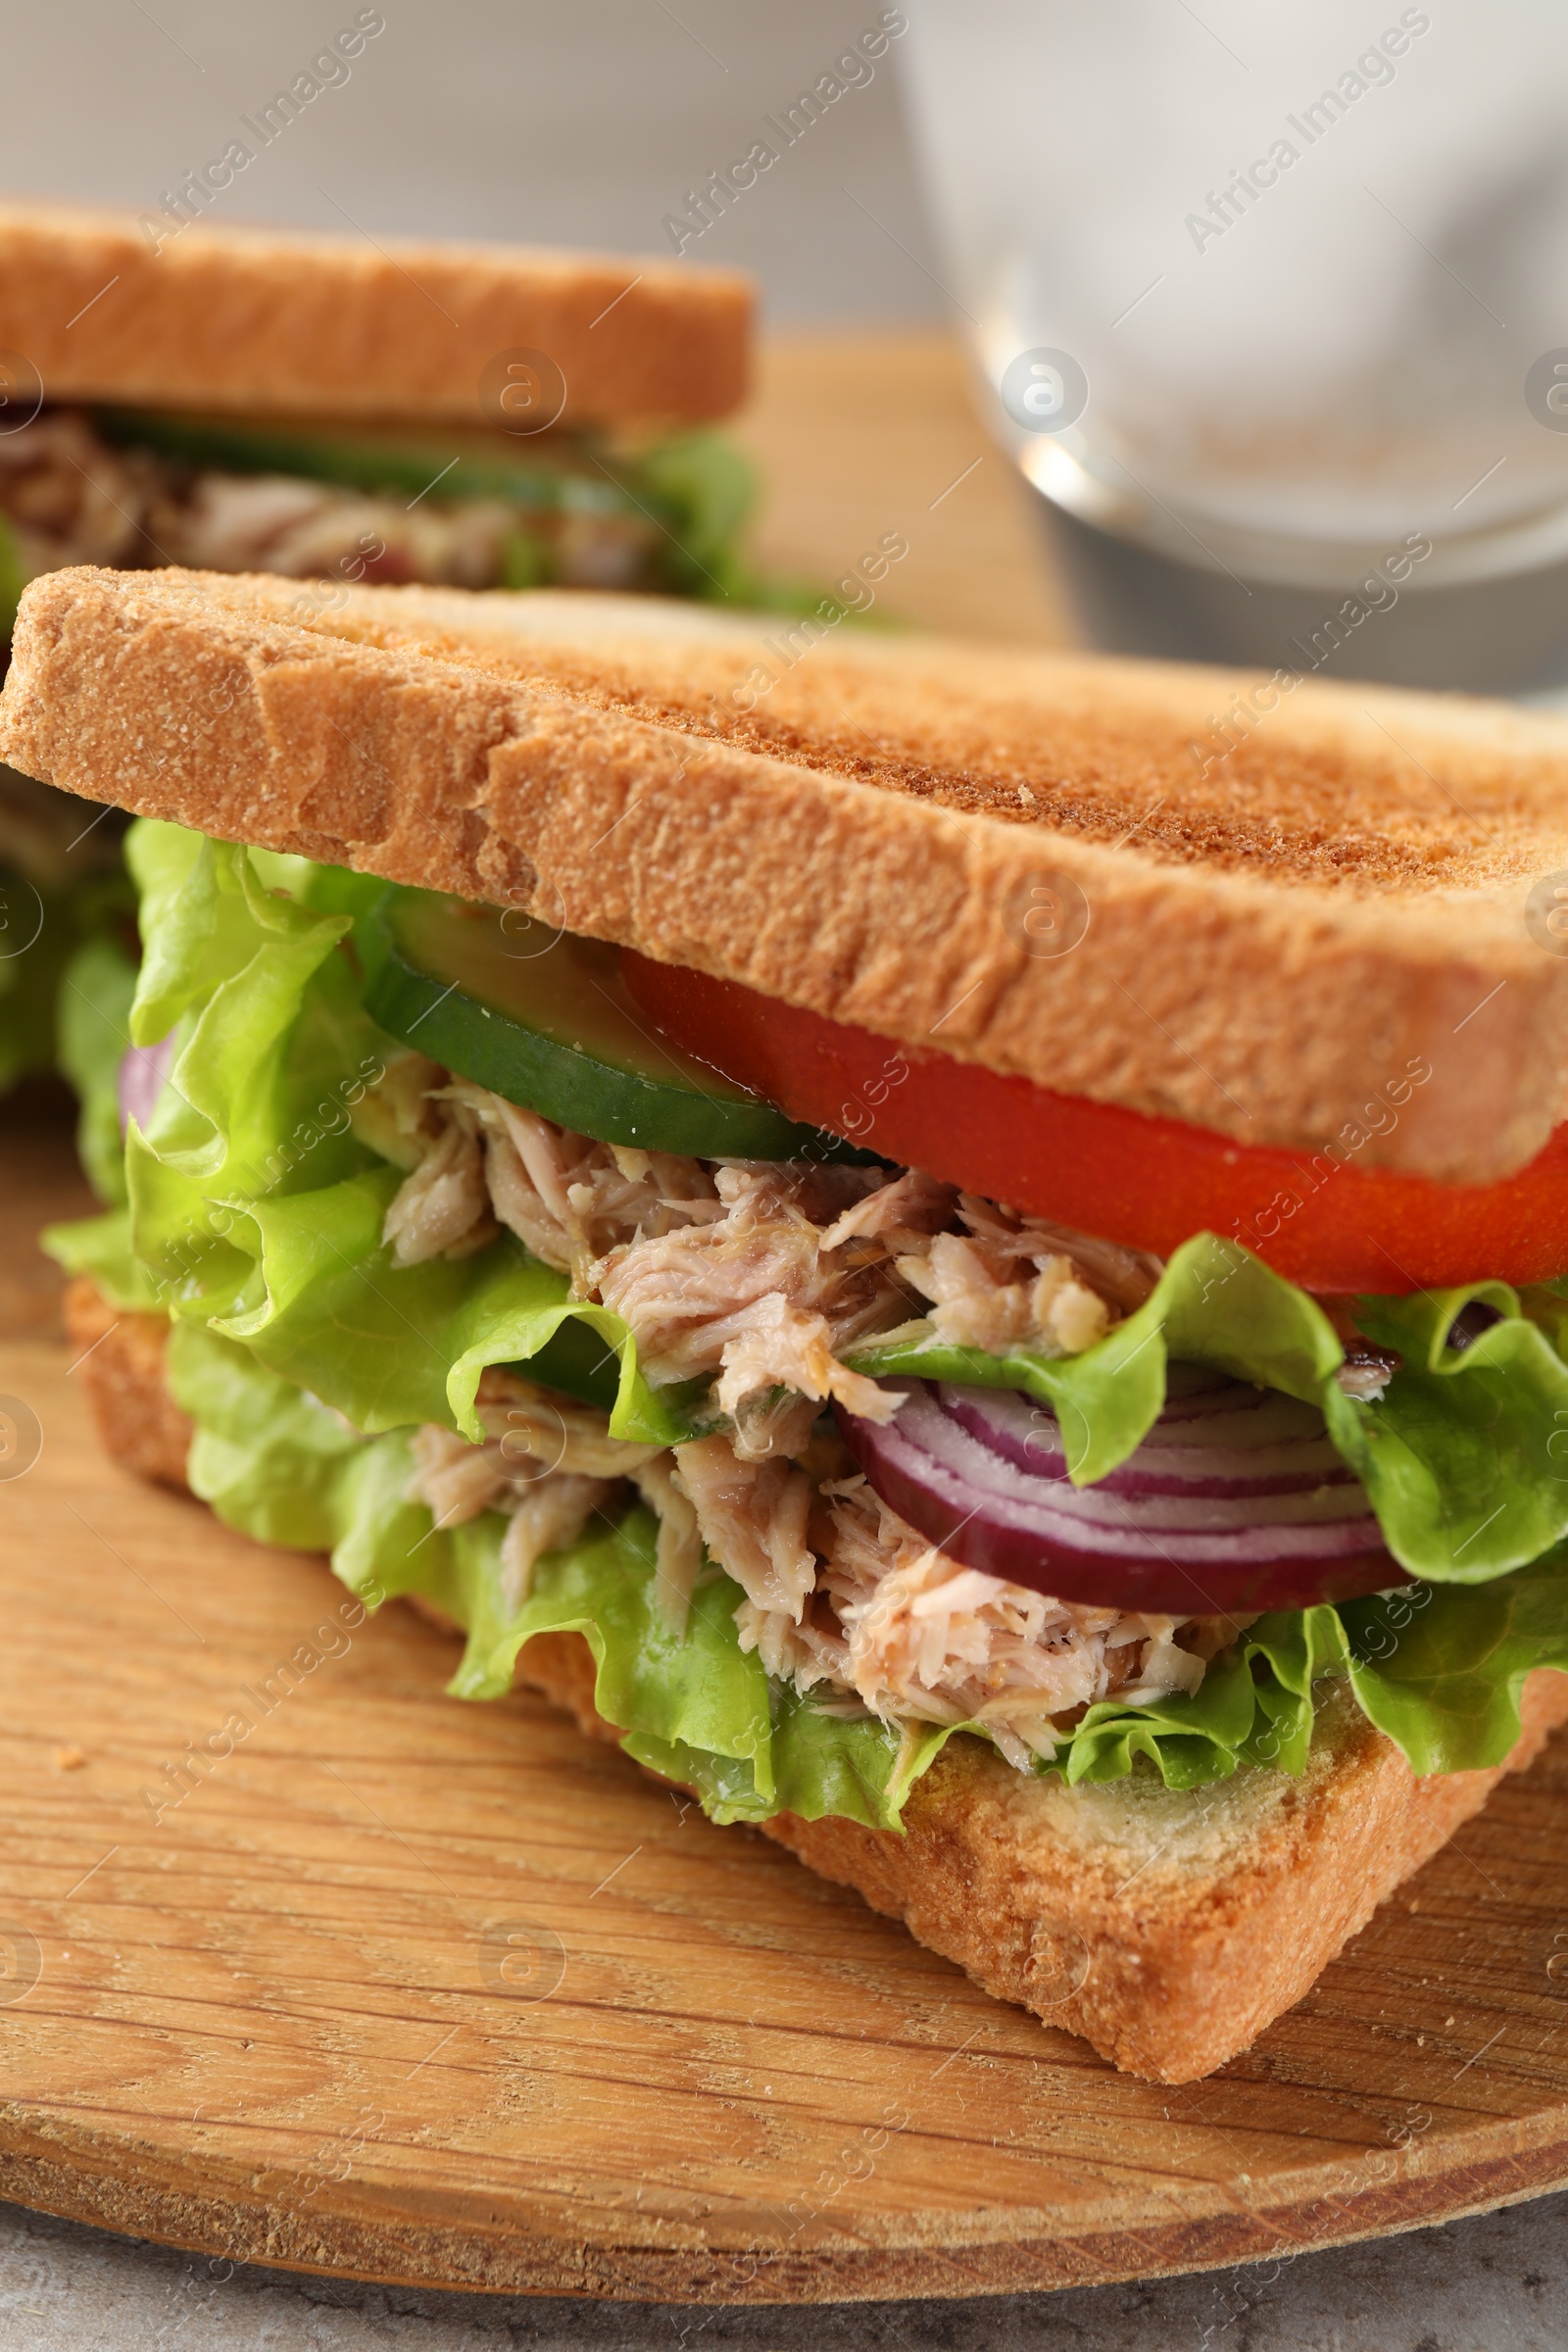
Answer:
[94,407,634,516]
[47,819,1568,1815]
[365,884,880,1162]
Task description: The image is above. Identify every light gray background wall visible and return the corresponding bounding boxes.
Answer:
[0,0,946,320]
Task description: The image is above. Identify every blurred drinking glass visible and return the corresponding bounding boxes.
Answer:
[900,0,1568,691]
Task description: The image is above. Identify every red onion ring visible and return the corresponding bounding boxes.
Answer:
[834,1374,1407,1616]
[118,1033,174,1139]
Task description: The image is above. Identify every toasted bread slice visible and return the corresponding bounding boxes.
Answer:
[63,1277,1568,2083]
[0,199,751,426]
[11,566,1568,1184]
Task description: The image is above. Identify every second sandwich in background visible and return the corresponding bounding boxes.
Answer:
[0,198,755,1185]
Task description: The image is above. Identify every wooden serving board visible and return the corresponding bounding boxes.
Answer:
[5,1106,1568,2304]
[4,339,1568,2302]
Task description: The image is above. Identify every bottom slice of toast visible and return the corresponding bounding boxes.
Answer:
[66,1277,1568,2083]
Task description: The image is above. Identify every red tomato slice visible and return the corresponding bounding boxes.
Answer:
[622,951,1568,1295]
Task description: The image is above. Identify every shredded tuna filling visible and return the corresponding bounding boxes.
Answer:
[736,1475,1244,1772]
[372,1054,1156,1446]
[402,1384,1240,1768]
[382,1062,1241,1766]
[0,408,662,595]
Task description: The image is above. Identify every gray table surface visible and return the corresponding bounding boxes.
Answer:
[2,2190,1566,2351]
[2,3,1565,2340]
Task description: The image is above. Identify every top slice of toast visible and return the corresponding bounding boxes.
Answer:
[0,199,752,426]
[8,564,1568,1184]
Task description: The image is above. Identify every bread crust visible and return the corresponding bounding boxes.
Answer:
[68,1278,1568,2082]
[63,1277,195,1489]
[0,199,751,427]
[8,568,1568,1181]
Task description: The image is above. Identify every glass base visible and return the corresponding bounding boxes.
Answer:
[1035,494,1568,697]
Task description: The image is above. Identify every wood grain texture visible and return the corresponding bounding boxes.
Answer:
[729,333,1076,648]
[6,1116,1568,2303]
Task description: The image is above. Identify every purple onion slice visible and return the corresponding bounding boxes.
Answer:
[834,1375,1406,1615]
[118,1033,175,1139]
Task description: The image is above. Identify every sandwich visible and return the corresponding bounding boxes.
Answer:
[0,198,753,1186]
[10,564,1568,2085]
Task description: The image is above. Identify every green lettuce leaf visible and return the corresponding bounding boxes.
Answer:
[106,822,709,1446]
[42,1204,167,1313]
[851,1233,1338,1478]
[168,1319,1568,1799]
[109,822,1568,1588]
[0,865,129,1096]
[215,1167,709,1445]
[172,1315,368,1548]
[1035,1572,1568,1790]
[628,1690,957,1829]
[1338,1555,1568,1772]
[852,1232,1568,1584]
[0,513,24,641]
[632,429,756,601]
[0,877,61,1092]
[168,1322,927,1831]
[1342,1285,1568,1581]
[0,766,136,1121]
[56,932,139,1202]
[1052,1606,1350,1788]
[55,821,1568,1812]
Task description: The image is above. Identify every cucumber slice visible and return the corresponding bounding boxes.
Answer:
[364,889,876,1162]
[94,408,632,518]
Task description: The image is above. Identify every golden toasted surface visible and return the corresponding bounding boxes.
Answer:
[210,574,1568,895]
[9,565,1568,1181]
[0,198,752,426]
